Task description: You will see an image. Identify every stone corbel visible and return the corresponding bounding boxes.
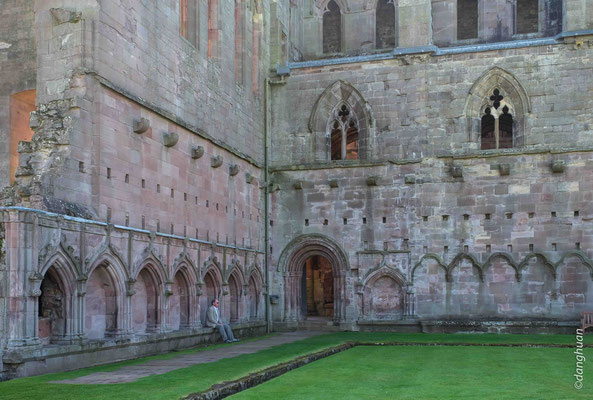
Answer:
[191,146,205,159]
[229,164,240,176]
[28,271,43,296]
[133,118,150,134]
[164,281,174,296]
[163,132,179,147]
[126,278,137,296]
[355,282,364,295]
[211,155,223,168]
[245,173,255,184]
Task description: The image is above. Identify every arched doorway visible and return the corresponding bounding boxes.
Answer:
[38,266,68,344]
[303,256,334,319]
[279,234,348,324]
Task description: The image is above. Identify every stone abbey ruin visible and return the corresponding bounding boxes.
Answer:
[0,0,592,380]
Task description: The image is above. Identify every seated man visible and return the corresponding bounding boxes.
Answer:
[206,299,239,343]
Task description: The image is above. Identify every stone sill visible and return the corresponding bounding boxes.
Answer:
[420,319,580,327]
[357,319,419,326]
[270,145,593,172]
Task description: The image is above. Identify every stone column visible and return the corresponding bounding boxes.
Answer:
[194,283,204,329]
[404,285,416,318]
[5,211,40,349]
[284,273,300,322]
[162,281,174,333]
[398,0,432,47]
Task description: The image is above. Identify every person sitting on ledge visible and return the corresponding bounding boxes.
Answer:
[206,299,239,343]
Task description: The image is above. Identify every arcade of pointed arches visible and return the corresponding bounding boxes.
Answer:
[32,247,265,345]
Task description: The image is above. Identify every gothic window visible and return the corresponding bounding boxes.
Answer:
[329,104,359,160]
[235,0,245,84]
[516,0,539,34]
[457,0,478,40]
[481,108,495,150]
[323,0,342,54]
[376,0,396,49]
[180,0,197,46]
[480,89,514,150]
[208,0,221,60]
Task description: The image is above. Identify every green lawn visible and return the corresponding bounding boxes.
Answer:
[0,332,591,400]
[231,345,592,400]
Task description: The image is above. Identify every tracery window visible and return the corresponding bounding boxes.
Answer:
[323,0,342,54]
[480,89,514,150]
[516,0,539,34]
[376,0,396,49]
[329,104,359,160]
[180,0,197,46]
[457,0,478,40]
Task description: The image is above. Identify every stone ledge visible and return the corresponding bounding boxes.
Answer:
[271,146,593,172]
[0,322,266,381]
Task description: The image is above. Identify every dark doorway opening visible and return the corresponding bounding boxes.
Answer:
[301,255,334,318]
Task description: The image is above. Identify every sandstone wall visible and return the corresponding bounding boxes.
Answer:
[269,151,593,323]
[268,39,593,324]
[271,44,593,165]
[0,1,37,189]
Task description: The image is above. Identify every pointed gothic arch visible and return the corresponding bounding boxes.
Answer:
[35,250,80,344]
[133,245,168,283]
[200,259,224,325]
[132,262,165,334]
[309,80,374,161]
[483,252,520,281]
[447,253,484,282]
[247,267,264,319]
[84,254,128,340]
[465,67,531,148]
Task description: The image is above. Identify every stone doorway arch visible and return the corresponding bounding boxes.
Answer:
[278,234,349,324]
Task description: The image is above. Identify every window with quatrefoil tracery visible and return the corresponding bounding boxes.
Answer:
[329,104,359,160]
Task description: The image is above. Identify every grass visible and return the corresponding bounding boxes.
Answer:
[0,332,591,400]
[231,345,593,400]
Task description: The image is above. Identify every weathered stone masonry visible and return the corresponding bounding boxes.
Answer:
[268,0,593,331]
[1,0,593,381]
